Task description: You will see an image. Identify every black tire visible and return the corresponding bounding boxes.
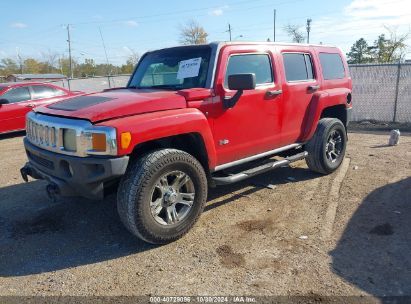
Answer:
[305,118,347,174]
[117,149,207,244]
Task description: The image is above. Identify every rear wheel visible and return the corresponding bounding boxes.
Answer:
[117,149,207,244]
[305,118,347,174]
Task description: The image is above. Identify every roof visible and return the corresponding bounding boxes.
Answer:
[211,41,337,48]
[150,41,339,55]
[8,74,67,80]
[0,81,63,89]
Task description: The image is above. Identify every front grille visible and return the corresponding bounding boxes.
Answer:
[27,151,55,170]
[26,118,57,148]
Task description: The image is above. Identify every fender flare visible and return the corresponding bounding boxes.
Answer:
[299,88,351,142]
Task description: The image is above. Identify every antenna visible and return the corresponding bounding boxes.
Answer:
[99,27,112,87]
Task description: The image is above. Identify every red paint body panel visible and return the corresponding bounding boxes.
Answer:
[37,89,187,123]
[0,82,82,134]
[100,108,217,169]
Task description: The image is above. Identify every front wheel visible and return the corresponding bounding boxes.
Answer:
[117,149,208,244]
[305,118,347,174]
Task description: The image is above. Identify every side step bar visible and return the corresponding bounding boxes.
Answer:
[211,151,308,185]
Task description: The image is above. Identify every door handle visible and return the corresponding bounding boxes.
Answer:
[265,90,283,98]
[307,85,320,93]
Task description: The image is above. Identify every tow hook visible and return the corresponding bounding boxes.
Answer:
[20,166,31,182]
[46,184,60,202]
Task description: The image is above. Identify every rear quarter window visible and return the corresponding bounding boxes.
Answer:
[319,53,345,80]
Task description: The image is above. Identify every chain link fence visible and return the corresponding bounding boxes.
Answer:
[48,75,131,93]
[349,63,411,123]
[46,64,411,123]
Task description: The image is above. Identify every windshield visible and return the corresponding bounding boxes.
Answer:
[128,45,211,90]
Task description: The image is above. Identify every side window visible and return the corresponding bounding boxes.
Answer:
[52,88,66,97]
[224,54,273,87]
[283,53,315,82]
[1,87,31,103]
[319,53,345,80]
[31,86,56,100]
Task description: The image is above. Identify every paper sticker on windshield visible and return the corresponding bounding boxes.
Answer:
[177,57,202,79]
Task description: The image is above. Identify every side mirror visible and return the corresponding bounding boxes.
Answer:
[0,99,9,105]
[228,73,256,91]
[223,73,256,109]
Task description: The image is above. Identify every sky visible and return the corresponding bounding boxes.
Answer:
[1,0,411,65]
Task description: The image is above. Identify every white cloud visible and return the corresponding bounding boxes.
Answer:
[123,20,138,27]
[10,22,27,29]
[310,0,411,54]
[210,5,229,17]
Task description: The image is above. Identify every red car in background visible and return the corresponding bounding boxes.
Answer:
[0,82,83,134]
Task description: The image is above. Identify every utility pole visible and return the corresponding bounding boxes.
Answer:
[66,24,73,79]
[99,27,112,88]
[227,23,232,41]
[273,9,277,42]
[306,18,312,44]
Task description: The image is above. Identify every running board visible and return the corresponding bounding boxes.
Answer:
[211,151,308,185]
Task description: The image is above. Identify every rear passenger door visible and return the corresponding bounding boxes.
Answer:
[279,48,320,143]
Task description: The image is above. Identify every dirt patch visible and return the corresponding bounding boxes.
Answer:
[216,245,245,268]
[11,214,64,239]
[236,218,273,232]
[369,223,394,236]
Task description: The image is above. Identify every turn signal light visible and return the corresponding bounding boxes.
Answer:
[92,133,107,152]
[121,132,132,149]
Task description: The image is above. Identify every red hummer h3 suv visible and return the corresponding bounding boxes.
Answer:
[21,42,352,244]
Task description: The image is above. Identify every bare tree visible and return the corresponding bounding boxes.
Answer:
[179,20,208,45]
[381,25,409,62]
[126,49,140,66]
[284,24,305,43]
[41,50,59,72]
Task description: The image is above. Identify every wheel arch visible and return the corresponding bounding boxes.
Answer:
[130,132,210,174]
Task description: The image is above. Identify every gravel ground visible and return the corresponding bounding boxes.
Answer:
[0,131,410,299]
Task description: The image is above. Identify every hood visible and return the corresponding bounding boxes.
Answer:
[36,88,187,122]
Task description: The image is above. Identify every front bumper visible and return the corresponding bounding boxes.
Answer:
[21,138,129,200]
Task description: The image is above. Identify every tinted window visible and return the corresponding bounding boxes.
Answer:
[319,53,345,80]
[283,53,315,82]
[305,54,314,79]
[31,86,56,99]
[1,87,31,103]
[225,54,273,87]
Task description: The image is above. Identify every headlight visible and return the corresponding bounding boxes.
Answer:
[62,129,77,152]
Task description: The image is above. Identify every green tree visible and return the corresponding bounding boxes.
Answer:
[347,38,372,64]
[78,58,96,77]
[371,27,408,63]
[179,20,208,45]
[0,58,20,75]
[121,52,140,74]
[23,58,48,73]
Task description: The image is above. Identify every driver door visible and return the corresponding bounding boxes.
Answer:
[211,46,284,166]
